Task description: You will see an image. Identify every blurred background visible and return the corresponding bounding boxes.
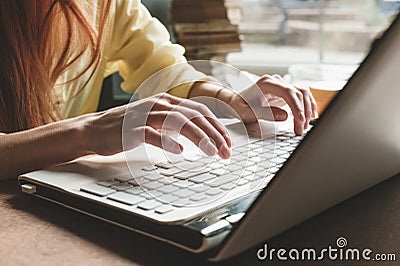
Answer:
[142,0,399,75]
[107,0,399,104]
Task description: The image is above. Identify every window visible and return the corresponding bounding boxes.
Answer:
[228,0,399,76]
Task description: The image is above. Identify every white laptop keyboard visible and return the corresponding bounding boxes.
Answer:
[79,131,303,222]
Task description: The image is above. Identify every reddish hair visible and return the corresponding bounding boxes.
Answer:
[0,0,110,133]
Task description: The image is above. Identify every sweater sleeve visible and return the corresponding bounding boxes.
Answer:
[105,0,206,99]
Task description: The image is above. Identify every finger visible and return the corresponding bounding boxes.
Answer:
[146,111,222,158]
[257,77,305,117]
[309,91,318,119]
[175,98,232,148]
[171,105,231,159]
[251,106,288,121]
[269,82,305,134]
[292,89,305,135]
[152,93,232,149]
[141,126,183,154]
[298,88,313,130]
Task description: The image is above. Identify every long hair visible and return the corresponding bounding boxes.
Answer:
[0,0,110,133]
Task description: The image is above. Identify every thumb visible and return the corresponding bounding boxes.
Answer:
[253,106,288,121]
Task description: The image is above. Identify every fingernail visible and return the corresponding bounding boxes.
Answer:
[221,144,231,159]
[295,124,304,136]
[170,142,183,154]
[276,110,288,121]
[224,133,232,147]
[205,141,218,156]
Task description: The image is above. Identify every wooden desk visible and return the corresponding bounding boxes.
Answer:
[1,174,399,265]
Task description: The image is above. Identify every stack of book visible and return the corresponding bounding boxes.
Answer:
[170,0,243,60]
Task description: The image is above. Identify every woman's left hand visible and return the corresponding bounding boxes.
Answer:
[217,74,317,136]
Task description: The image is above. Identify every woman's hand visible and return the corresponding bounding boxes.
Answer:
[84,93,232,159]
[215,75,317,135]
[189,74,317,136]
[236,74,317,135]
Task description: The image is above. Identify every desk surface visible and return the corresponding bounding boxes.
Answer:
[1,173,399,266]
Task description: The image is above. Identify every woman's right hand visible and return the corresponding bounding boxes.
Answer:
[83,93,232,159]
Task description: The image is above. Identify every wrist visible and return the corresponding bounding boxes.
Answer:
[190,81,238,118]
[69,114,98,157]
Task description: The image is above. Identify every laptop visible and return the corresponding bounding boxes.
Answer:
[18,14,400,261]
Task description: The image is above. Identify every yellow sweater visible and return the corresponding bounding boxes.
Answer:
[57,0,205,118]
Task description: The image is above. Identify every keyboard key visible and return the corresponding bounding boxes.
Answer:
[279,153,291,159]
[97,179,118,187]
[107,192,145,205]
[158,177,177,185]
[155,205,175,214]
[157,194,179,203]
[206,175,238,188]
[209,162,227,169]
[110,183,133,191]
[248,156,261,162]
[157,184,179,194]
[142,165,157,171]
[80,184,116,197]
[237,178,249,186]
[142,190,163,198]
[125,186,142,195]
[172,188,195,198]
[274,149,289,155]
[248,151,260,157]
[189,185,209,193]
[226,165,244,172]
[173,198,193,206]
[269,167,281,173]
[260,153,274,159]
[174,171,204,180]
[210,168,227,176]
[173,180,195,188]
[246,164,258,173]
[242,170,255,177]
[159,167,184,177]
[280,146,296,152]
[128,179,140,186]
[189,193,207,202]
[114,176,133,182]
[220,183,236,190]
[155,162,174,169]
[137,200,162,210]
[142,181,163,190]
[130,171,148,178]
[145,173,163,181]
[276,141,291,147]
[189,173,216,183]
[272,157,287,165]
[235,146,248,153]
[244,174,258,181]
[175,161,204,170]
[205,188,223,196]
[139,190,163,200]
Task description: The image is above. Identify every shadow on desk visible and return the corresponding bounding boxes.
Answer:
[0,173,399,265]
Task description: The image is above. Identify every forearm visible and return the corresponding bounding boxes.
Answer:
[0,115,92,180]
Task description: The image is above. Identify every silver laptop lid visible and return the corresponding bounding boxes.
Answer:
[215,14,400,260]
